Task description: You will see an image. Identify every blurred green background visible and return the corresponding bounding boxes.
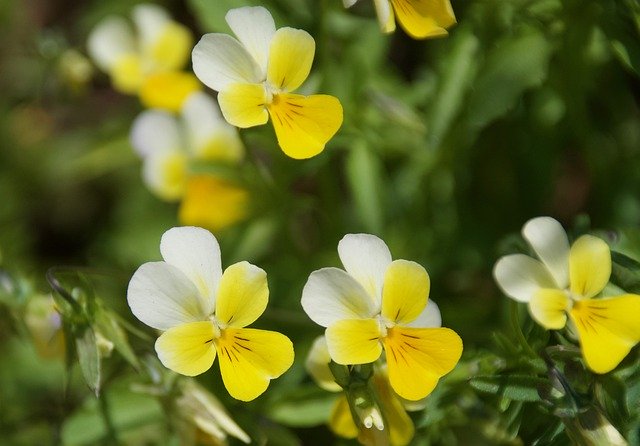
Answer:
[1,0,640,444]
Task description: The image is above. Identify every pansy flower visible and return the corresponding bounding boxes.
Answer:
[87,3,199,111]
[130,92,248,232]
[301,234,462,401]
[127,226,294,401]
[192,6,343,159]
[494,216,640,373]
[343,0,456,39]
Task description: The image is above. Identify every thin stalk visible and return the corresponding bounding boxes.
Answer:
[509,300,538,359]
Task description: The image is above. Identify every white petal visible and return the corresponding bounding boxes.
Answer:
[305,336,342,392]
[160,226,222,313]
[337,234,392,306]
[522,217,570,289]
[406,299,442,328]
[181,92,244,162]
[130,110,182,158]
[142,148,187,201]
[127,261,208,330]
[343,0,359,7]
[132,3,170,49]
[493,254,557,302]
[225,6,275,77]
[373,0,395,33]
[87,16,136,71]
[301,267,377,327]
[192,34,262,92]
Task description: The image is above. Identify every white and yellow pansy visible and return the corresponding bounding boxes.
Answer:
[306,336,415,446]
[343,0,456,39]
[301,233,462,401]
[192,6,343,159]
[87,3,199,111]
[130,92,248,232]
[127,226,294,401]
[494,216,640,374]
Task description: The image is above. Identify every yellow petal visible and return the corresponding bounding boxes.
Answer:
[218,83,269,128]
[569,295,640,373]
[529,288,569,330]
[325,319,383,365]
[267,27,314,92]
[390,0,456,39]
[329,395,358,439]
[268,93,343,159]
[142,150,188,201]
[178,176,249,233]
[111,53,144,94]
[373,372,414,446]
[569,235,611,298]
[139,71,202,112]
[381,260,430,325]
[384,326,462,400]
[146,22,193,71]
[215,261,268,328]
[155,321,217,376]
[216,327,294,401]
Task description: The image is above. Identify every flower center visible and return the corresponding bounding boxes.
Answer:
[208,315,223,339]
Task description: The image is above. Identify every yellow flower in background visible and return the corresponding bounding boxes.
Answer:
[301,234,463,401]
[127,226,294,401]
[192,6,343,159]
[306,336,415,446]
[343,0,456,39]
[87,3,200,111]
[24,294,65,359]
[494,216,640,374]
[130,91,248,232]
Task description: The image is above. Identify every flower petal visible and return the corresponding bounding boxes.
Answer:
[305,336,342,392]
[325,319,383,365]
[226,6,275,77]
[142,148,188,201]
[406,299,442,328]
[216,328,294,401]
[570,295,640,373]
[329,396,358,439]
[132,4,170,49]
[155,321,217,376]
[390,0,456,39]
[218,82,269,128]
[178,176,249,233]
[160,226,222,313]
[384,326,462,400]
[343,0,359,7]
[111,53,144,94]
[373,0,396,33]
[338,233,392,306]
[139,71,201,112]
[215,261,268,328]
[493,254,557,302]
[529,288,569,330]
[192,34,262,92]
[127,262,207,330]
[372,371,414,446]
[87,17,135,72]
[522,217,570,289]
[268,93,343,159]
[569,235,611,299]
[381,260,430,325]
[301,267,377,327]
[130,110,181,158]
[267,27,314,92]
[181,92,244,163]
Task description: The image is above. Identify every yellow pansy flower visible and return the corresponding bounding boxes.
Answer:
[301,234,463,401]
[494,216,640,373]
[192,6,343,159]
[87,3,199,111]
[127,226,294,401]
[306,336,415,446]
[343,0,456,39]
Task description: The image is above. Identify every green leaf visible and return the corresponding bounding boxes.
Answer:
[466,29,552,129]
[268,385,336,427]
[346,140,383,233]
[76,327,101,396]
[469,375,547,402]
[610,251,640,293]
[94,308,139,370]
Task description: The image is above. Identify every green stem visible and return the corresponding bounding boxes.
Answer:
[510,301,538,359]
[98,393,119,445]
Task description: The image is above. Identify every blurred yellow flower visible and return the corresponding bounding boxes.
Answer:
[302,234,462,401]
[24,294,65,359]
[127,226,294,401]
[87,3,200,111]
[343,0,456,39]
[192,6,343,159]
[494,216,640,373]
